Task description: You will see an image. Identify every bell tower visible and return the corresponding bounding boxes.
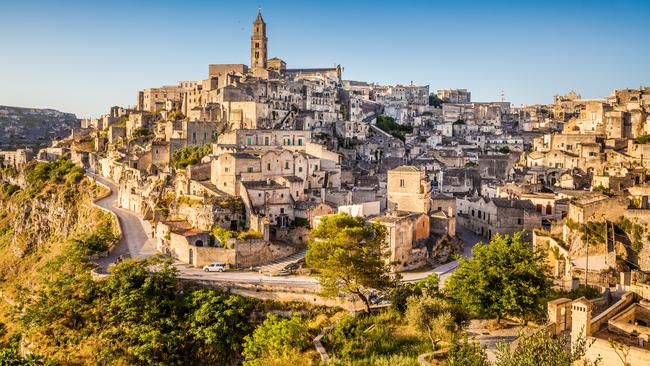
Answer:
[251,9,267,70]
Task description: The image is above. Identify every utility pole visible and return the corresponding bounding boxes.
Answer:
[585,230,589,288]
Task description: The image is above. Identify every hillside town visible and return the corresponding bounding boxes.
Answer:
[3,10,650,365]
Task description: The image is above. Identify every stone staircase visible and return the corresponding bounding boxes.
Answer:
[274,104,299,129]
[258,249,307,276]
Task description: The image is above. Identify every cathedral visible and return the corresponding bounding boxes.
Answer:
[247,9,342,82]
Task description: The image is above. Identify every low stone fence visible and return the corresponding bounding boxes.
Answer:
[591,292,635,333]
[508,322,556,353]
[87,174,122,280]
[178,277,364,311]
[313,325,334,361]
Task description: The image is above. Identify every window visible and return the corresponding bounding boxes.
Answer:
[247,137,253,145]
[298,138,303,146]
[224,167,230,173]
[267,163,271,170]
[280,208,284,214]
[399,179,405,187]
[298,167,303,173]
[264,136,269,145]
[247,167,253,173]
[285,162,289,169]
[517,218,523,225]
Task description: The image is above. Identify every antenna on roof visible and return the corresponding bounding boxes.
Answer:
[501,89,505,102]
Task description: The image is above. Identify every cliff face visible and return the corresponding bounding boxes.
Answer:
[0,105,79,150]
[0,161,112,295]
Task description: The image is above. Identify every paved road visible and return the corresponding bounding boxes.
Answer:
[402,225,483,286]
[177,225,483,289]
[90,174,156,272]
[86,175,483,288]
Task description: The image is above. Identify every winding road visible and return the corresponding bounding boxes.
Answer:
[89,173,482,286]
[90,173,156,273]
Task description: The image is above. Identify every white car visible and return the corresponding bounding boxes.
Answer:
[203,262,226,272]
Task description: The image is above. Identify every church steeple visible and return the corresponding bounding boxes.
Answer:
[251,9,267,70]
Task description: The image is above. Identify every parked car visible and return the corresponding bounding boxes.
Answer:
[203,262,226,272]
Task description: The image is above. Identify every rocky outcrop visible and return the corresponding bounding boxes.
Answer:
[0,170,113,279]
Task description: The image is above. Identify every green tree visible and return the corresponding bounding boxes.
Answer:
[494,329,600,366]
[172,144,212,169]
[405,296,467,351]
[445,338,489,366]
[390,273,439,315]
[242,313,312,366]
[131,126,150,138]
[445,232,551,323]
[428,94,445,108]
[183,290,256,364]
[306,213,395,313]
[0,334,45,366]
[375,115,413,142]
[98,258,183,364]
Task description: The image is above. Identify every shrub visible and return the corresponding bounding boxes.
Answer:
[71,220,118,255]
[237,229,263,241]
[131,126,150,138]
[242,313,312,366]
[172,144,212,169]
[211,226,236,245]
[445,339,489,366]
[375,115,413,141]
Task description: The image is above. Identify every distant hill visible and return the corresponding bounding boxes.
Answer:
[0,105,79,150]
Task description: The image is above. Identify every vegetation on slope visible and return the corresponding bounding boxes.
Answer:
[172,144,212,169]
[375,115,413,141]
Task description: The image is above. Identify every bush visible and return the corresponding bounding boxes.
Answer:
[375,115,413,141]
[324,311,429,364]
[634,134,650,144]
[1,182,20,197]
[131,126,150,138]
[238,229,263,241]
[172,144,212,169]
[445,339,489,366]
[211,226,236,246]
[390,274,439,315]
[71,220,118,255]
[242,313,312,365]
[26,158,84,185]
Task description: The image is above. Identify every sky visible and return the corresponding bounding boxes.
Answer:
[1,0,649,117]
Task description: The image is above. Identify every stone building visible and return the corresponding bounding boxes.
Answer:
[387,166,431,213]
[374,211,430,272]
[457,196,541,240]
[436,89,471,104]
[0,148,33,168]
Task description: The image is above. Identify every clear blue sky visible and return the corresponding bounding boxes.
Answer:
[1,0,649,117]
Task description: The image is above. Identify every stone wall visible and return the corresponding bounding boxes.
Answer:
[584,336,650,366]
[230,239,299,267]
